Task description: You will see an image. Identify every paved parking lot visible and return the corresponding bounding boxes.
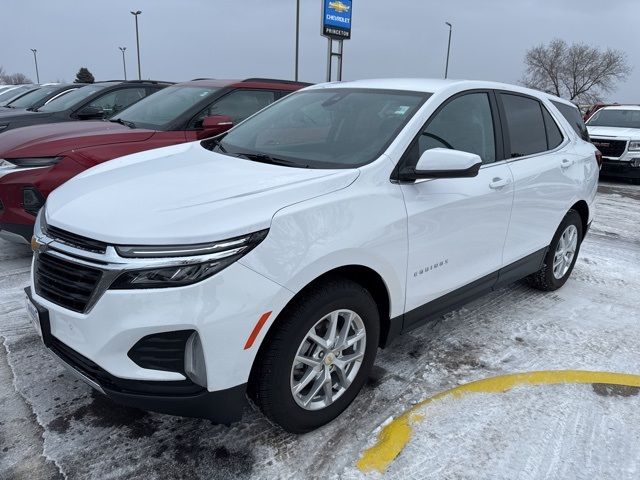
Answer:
[1,181,639,480]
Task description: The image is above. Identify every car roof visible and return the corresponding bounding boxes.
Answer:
[304,78,569,103]
[176,78,311,90]
[599,105,640,111]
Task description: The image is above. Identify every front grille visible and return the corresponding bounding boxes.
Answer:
[591,138,627,158]
[47,225,108,254]
[34,253,102,313]
[49,336,204,396]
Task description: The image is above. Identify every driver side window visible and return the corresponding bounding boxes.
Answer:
[417,92,496,164]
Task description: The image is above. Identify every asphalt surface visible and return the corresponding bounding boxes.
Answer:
[1,181,639,479]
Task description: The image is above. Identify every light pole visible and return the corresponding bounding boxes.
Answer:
[444,22,452,79]
[30,49,40,84]
[119,47,127,80]
[130,10,142,80]
[294,0,300,81]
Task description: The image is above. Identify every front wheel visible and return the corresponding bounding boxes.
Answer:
[528,209,583,291]
[250,279,380,433]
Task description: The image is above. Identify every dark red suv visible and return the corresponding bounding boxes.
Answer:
[0,78,309,243]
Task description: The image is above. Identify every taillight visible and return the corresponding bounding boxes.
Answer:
[595,150,603,169]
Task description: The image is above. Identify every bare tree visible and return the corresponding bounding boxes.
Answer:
[1,72,33,84]
[521,39,631,103]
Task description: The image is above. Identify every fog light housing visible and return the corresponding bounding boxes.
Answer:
[184,332,207,387]
[22,187,45,216]
[630,158,640,168]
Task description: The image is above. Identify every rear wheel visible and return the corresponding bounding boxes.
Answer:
[250,279,379,433]
[528,209,583,291]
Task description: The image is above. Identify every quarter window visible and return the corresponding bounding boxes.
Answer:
[415,92,496,164]
[542,107,564,150]
[500,94,547,158]
[552,100,590,141]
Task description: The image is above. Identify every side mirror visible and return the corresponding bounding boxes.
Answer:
[399,148,482,181]
[198,115,234,139]
[76,105,105,120]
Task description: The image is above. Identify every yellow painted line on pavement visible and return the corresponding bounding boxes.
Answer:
[356,370,640,474]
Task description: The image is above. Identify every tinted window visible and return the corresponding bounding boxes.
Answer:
[0,86,35,106]
[587,109,640,129]
[38,83,114,112]
[501,94,547,158]
[6,85,60,108]
[215,89,428,169]
[552,101,589,141]
[417,92,496,164]
[542,107,563,149]
[192,89,275,127]
[85,87,147,117]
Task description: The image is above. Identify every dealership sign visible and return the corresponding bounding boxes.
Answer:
[322,0,352,39]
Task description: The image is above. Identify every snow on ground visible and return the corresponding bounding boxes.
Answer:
[0,181,639,479]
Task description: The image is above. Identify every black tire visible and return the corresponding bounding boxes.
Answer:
[250,278,380,433]
[527,209,583,291]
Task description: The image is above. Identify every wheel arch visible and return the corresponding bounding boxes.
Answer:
[570,200,589,238]
[247,264,395,395]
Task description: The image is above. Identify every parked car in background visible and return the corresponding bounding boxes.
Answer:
[0,84,84,114]
[0,80,171,135]
[587,105,640,183]
[26,79,598,432]
[0,85,39,107]
[0,78,308,243]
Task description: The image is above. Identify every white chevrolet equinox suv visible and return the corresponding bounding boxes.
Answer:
[27,79,599,433]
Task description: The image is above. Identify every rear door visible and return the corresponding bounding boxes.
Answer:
[400,91,514,328]
[498,92,575,265]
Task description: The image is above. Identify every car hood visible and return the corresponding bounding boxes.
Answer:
[46,142,359,245]
[587,126,640,139]
[0,121,156,158]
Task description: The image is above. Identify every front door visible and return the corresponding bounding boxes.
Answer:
[399,91,514,329]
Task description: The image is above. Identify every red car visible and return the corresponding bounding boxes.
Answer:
[0,78,309,243]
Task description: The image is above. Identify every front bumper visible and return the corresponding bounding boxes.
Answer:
[600,159,640,179]
[27,285,250,422]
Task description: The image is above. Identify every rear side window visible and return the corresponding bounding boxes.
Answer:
[552,100,590,141]
[191,89,275,127]
[500,94,547,158]
[542,107,564,149]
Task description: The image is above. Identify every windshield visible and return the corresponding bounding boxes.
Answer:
[212,89,429,168]
[112,85,219,130]
[587,109,640,129]
[0,86,35,106]
[38,83,111,112]
[6,85,60,108]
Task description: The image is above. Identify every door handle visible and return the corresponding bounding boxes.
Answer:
[489,177,510,189]
[560,158,575,169]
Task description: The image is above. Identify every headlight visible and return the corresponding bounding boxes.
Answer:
[628,141,640,151]
[0,159,16,169]
[110,230,268,289]
[0,124,8,132]
[4,157,63,168]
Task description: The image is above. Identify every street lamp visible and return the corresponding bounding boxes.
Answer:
[30,49,40,84]
[119,47,127,80]
[294,0,300,81]
[130,10,142,80]
[444,22,453,79]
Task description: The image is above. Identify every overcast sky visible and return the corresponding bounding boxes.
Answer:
[1,0,638,102]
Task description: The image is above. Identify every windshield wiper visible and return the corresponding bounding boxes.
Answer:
[233,152,307,168]
[207,137,228,153]
[109,118,136,129]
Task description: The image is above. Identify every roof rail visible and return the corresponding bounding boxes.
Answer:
[98,79,174,84]
[242,78,313,86]
[190,78,216,81]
